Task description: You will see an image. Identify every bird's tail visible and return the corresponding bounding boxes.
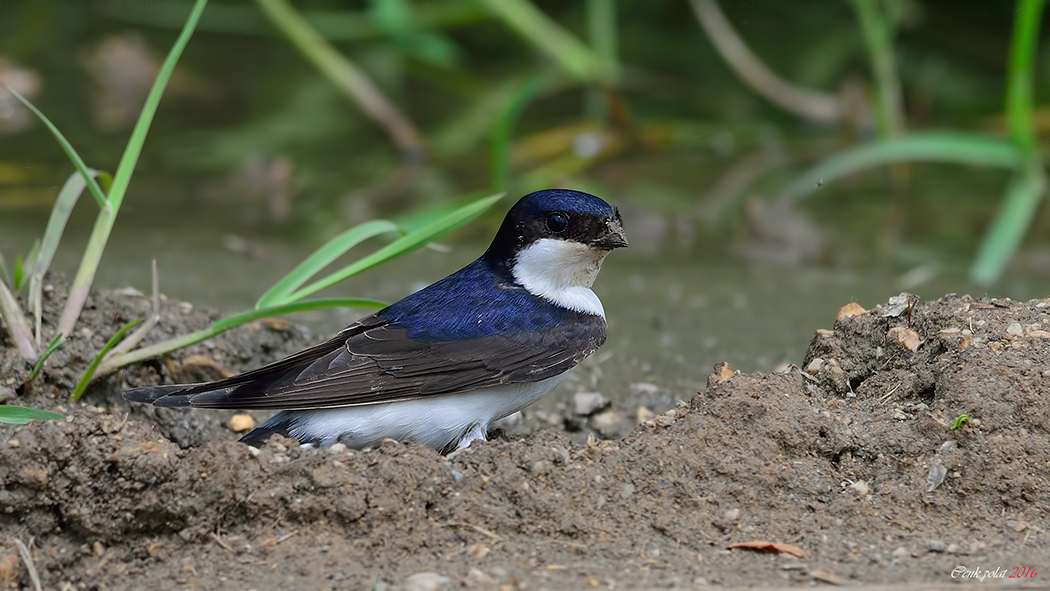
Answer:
[123,384,204,406]
[238,412,294,447]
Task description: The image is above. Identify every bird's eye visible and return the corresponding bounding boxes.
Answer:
[546,212,568,233]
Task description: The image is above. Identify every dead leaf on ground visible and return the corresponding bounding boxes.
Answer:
[728,540,806,558]
[180,355,235,378]
[261,317,292,331]
[809,567,845,585]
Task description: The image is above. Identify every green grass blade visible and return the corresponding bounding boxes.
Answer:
[777,133,1025,202]
[215,298,387,331]
[480,0,612,84]
[0,278,35,360]
[95,298,386,377]
[255,0,423,157]
[287,193,504,301]
[0,406,65,425]
[491,73,546,191]
[0,84,109,210]
[70,319,144,402]
[30,171,98,293]
[102,0,488,42]
[587,0,618,74]
[585,0,619,119]
[13,255,26,291]
[105,260,161,359]
[1005,0,1047,156]
[971,168,1047,284]
[29,170,100,344]
[970,0,1048,285]
[20,241,40,292]
[850,0,904,138]
[27,335,65,383]
[57,0,208,338]
[256,219,400,308]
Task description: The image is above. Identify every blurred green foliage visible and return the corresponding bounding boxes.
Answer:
[0,0,1048,282]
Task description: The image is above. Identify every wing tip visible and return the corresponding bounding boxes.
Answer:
[123,384,201,406]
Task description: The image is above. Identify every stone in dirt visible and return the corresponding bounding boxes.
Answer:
[573,391,610,416]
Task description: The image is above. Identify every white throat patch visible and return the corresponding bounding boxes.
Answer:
[511,238,608,317]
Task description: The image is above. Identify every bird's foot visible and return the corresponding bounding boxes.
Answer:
[445,422,488,458]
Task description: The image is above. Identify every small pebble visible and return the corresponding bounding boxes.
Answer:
[710,361,735,382]
[466,568,493,584]
[805,358,824,375]
[849,480,871,497]
[1006,322,1024,337]
[228,414,256,433]
[635,407,654,424]
[925,462,947,492]
[7,439,20,449]
[888,327,922,352]
[925,539,947,553]
[837,302,866,320]
[573,392,610,416]
[401,572,451,591]
[590,409,623,433]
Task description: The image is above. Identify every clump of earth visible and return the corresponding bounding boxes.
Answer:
[1,276,1047,590]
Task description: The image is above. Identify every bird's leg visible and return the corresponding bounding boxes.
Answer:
[456,421,488,450]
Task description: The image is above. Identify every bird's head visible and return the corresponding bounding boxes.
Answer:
[484,189,628,298]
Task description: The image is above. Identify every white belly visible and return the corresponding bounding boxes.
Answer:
[277,373,568,450]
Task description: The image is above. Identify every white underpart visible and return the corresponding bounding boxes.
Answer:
[278,373,568,450]
[511,238,608,317]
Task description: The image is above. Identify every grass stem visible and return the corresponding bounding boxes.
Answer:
[970,0,1047,284]
[481,0,613,84]
[56,0,208,337]
[255,0,424,161]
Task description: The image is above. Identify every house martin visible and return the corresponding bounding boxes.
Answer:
[124,189,627,453]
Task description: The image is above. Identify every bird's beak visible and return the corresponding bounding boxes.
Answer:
[593,212,628,250]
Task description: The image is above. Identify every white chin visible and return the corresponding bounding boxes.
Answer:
[511,238,607,317]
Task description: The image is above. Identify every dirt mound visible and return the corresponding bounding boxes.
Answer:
[1,284,1048,589]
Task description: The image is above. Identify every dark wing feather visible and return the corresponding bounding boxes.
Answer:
[135,312,605,410]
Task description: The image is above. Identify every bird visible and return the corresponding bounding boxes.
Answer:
[124,189,628,453]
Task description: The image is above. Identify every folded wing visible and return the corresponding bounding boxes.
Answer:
[124,312,604,410]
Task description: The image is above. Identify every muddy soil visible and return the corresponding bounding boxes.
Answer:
[1,278,1047,590]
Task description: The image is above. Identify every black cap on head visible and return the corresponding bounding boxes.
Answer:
[483,189,627,274]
